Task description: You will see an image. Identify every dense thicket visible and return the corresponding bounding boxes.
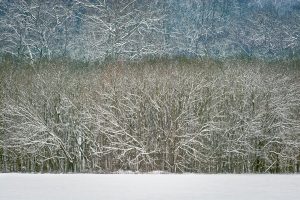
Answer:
[1,59,299,173]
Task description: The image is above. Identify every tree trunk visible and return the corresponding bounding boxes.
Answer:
[2,146,7,172]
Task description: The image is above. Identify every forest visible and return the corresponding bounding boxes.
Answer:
[0,0,300,173]
[1,58,299,173]
[1,0,300,60]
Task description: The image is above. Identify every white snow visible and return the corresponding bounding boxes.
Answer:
[0,174,299,200]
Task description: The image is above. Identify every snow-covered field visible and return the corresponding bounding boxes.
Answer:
[0,174,299,200]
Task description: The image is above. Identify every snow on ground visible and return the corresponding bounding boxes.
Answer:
[0,174,299,200]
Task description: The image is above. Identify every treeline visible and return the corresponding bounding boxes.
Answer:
[0,58,299,173]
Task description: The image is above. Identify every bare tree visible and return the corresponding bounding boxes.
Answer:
[73,0,164,61]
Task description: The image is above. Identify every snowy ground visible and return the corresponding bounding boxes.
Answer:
[0,174,299,200]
